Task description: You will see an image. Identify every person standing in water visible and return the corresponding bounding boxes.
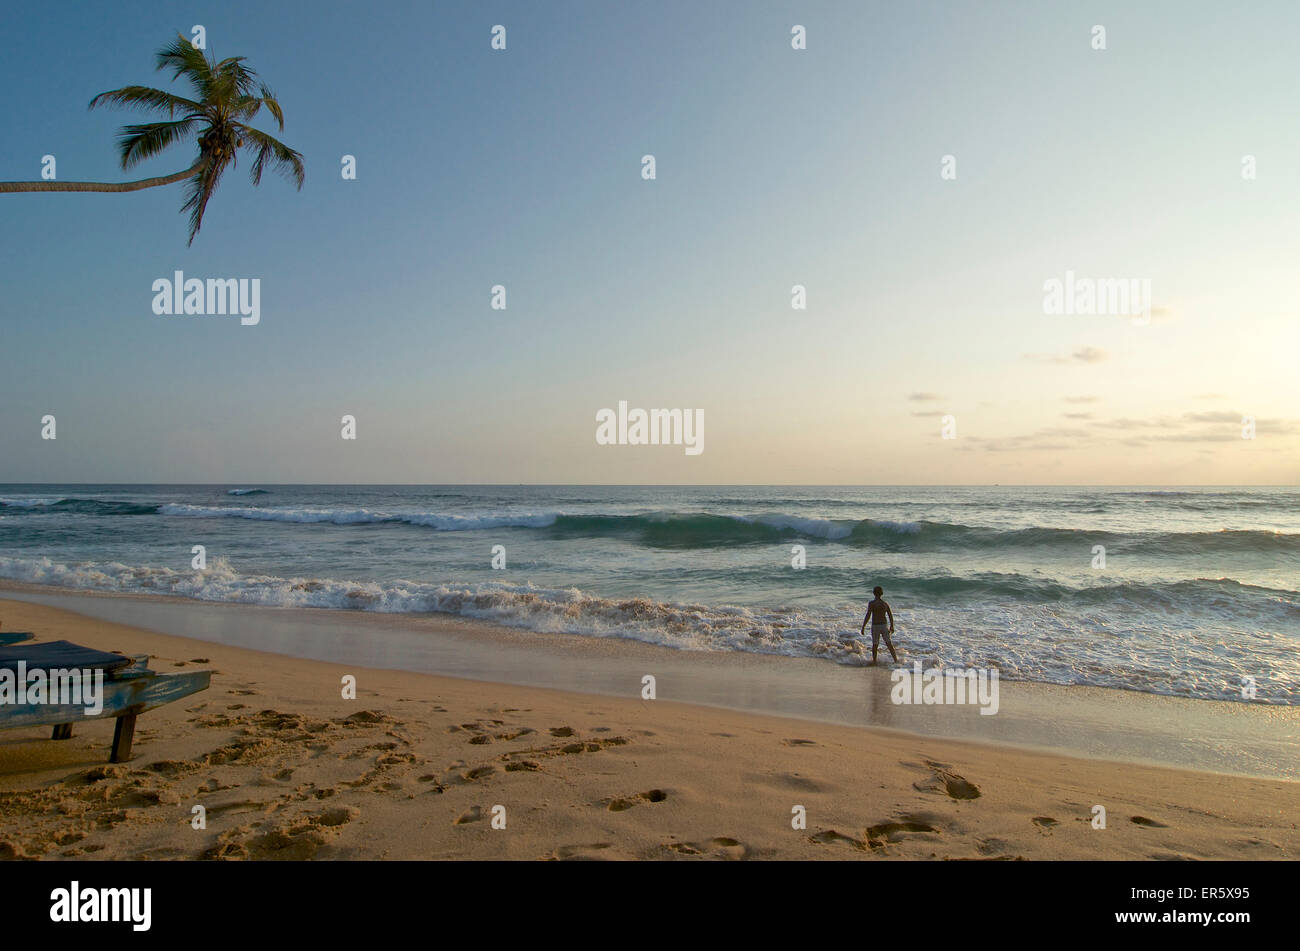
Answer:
[860,585,898,664]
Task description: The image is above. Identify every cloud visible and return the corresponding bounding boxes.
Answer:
[1089,417,1170,430]
[1064,395,1100,404]
[1023,348,1108,364]
[945,410,1299,455]
[959,436,1077,452]
[957,427,1093,452]
[1149,432,1242,443]
[907,392,945,402]
[911,410,944,417]
[1081,411,1300,442]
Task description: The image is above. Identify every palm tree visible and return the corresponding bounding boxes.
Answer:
[0,35,304,244]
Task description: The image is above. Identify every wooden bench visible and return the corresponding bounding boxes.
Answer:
[0,632,211,762]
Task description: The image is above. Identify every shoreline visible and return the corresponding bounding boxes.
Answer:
[0,594,1294,860]
[1,580,1296,781]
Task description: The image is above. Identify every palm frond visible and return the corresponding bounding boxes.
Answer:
[155,34,215,102]
[210,57,260,108]
[236,124,305,188]
[179,156,227,245]
[116,117,201,168]
[258,84,285,130]
[231,94,263,123]
[88,85,200,117]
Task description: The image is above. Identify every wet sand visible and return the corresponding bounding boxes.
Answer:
[2,582,1295,780]
[0,592,1296,860]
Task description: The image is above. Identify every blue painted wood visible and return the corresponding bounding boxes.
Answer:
[0,640,133,673]
[0,637,211,761]
[0,669,211,729]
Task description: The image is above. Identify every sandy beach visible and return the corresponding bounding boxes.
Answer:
[1,593,1295,861]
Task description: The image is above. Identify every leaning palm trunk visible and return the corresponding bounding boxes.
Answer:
[0,159,204,193]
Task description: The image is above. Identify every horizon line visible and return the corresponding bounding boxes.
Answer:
[0,482,1293,489]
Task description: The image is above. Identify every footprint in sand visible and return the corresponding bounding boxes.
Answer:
[550,843,613,861]
[809,829,866,850]
[1130,816,1169,828]
[603,789,668,811]
[563,737,626,754]
[205,805,358,860]
[455,806,483,824]
[549,726,576,737]
[417,774,447,794]
[494,727,535,740]
[1032,816,1058,831]
[976,837,1015,856]
[495,734,629,770]
[205,799,267,818]
[909,760,982,800]
[667,837,749,860]
[865,816,940,849]
[782,738,817,747]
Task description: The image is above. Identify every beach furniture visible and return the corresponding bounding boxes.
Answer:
[0,634,210,763]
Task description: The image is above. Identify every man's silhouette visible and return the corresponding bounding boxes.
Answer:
[860,585,898,664]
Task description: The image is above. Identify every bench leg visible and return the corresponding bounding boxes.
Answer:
[110,712,138,763]
[51,723,74,740]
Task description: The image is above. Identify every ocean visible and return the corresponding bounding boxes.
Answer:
[0,484,1296,705]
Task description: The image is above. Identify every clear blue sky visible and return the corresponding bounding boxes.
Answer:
[2,0,1297,483]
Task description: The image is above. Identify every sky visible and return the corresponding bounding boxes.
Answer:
[1,0,1297,484]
